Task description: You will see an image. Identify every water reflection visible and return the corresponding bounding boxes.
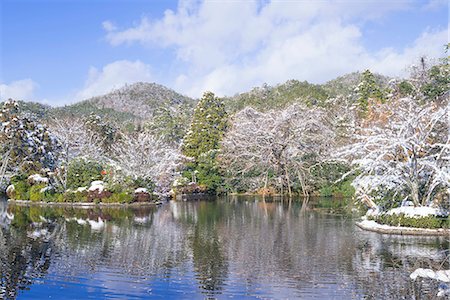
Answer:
[0,196,448,299]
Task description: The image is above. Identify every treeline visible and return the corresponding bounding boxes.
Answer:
[0,52,448,209]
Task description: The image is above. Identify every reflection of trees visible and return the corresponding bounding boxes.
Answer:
[190,202,228,294]
[1,198,448,299]
[352,231,449,299]
[172,198,449,298]
[0,204,191,299]
[0,206,58,299]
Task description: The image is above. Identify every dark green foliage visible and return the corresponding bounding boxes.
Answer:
[103,192,134,204]
[148,102,193,144]
[50,101,139,125]
[356,70,385,112]
[181,92,227,193]
[85,113,120,152]
[397,80,414,97]
[370,213,449,229]
[311,162,355,197]
[224,80,329,113]
[0,100,60,175]
[182,92,228,160]
[421,64,449,101]
[130,176,155,192]
[195,150,224,193]
[66,159,103,189]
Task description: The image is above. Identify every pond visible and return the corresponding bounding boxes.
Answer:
[0,196,448,299]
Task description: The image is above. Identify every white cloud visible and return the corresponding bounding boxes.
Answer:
[0,79,38,101]
[369,29,448,76]
[104,0,447,97]
[423,0,448,11]
[102,20,117,32]
[76,60,153,100]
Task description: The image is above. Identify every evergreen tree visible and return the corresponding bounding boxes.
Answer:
[181,92,227,193]
[355,70,385,112]
[0,100,59,183]
[148,102,192,145]
[182,92,227,160]
[84,113,119,153]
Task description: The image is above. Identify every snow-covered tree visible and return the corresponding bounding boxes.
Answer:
[113,131,184,196]
[84,113,120,153]
[147,102,193,145]
[0,100,59,187]
[47,117,105,189]
[220,104,335,196]
[338,98,449,210]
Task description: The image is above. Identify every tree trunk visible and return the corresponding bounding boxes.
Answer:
[0,151,10,187]
[410,151,421,206]
[285,168,292,198]
[296,170,308,198]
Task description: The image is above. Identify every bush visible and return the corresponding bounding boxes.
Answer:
[12,180,30,200]
[319,185,333,197]
[131,176,155,192]
[67,159,103,189]
[103,192,133,204]
[29,184,46,202]
[370,213,450,229]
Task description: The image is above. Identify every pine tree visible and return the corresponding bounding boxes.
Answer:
[182,92,227,160]
[356,70,385,112]
[0,100,59,182]
[181,92,227,192]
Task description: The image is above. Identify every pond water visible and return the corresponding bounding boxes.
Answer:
[0,196,448,299]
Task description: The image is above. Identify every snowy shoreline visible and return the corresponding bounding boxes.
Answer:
[356,219,450,236]
[7,199,162,207]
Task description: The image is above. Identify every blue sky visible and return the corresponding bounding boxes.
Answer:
[0,0,448,105]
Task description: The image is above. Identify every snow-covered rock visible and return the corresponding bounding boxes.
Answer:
[28,174,49,185]
[76,186,88,193]
[134,187,148,194]
[88,181,105,192]
[134,187,151,202]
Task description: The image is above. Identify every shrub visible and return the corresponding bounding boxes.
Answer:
[29,184,46,202]
[103,192,133,204]
[370,213,449,229]
[12,180,29,200]
[67,159,103,189]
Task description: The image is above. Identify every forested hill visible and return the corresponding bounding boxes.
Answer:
[1,82,196,125]
[2,71,391,123]
[223,72,390,113]
[51,82,196,123]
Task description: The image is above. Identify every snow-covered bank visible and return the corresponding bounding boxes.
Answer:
[356,219,450,236]
[7,199,162,207]
[386,206,449,218]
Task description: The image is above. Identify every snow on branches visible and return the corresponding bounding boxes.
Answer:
[338,97,449,209]
[220,104,335,195]
[0,100,59,186]
[112,131,184,196]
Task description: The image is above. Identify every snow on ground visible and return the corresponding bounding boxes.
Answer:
[357,219,449,235]
[387,206,449,218]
